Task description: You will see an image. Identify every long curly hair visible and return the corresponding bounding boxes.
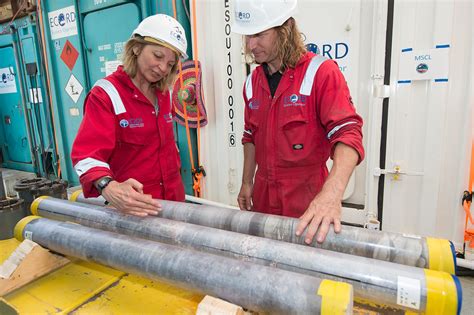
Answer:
[122,36,179,92]
[243,18,306,71]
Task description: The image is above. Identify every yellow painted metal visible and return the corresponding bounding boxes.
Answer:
[13,216,41,241]
[69,189,83,202]
[317,279,353,314]
[4,260,125,314]
[426,237,455,274]
[424,269,458,314]
[74,274,203,314]
[1,239,201,314]
[0,239,21,263]
[30,195,49,215]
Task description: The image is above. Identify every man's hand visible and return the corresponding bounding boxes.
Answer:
[101,178,162,216]
[237,182,253,211]
[295,189,342,244]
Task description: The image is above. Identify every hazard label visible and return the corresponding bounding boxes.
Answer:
[65,74,83,103]
[60,40,79,71]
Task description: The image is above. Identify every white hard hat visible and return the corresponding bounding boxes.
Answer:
[132,14,188,59]
[232,0,297,35]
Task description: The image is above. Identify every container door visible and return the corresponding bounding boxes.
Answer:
[82,3,140,85]
[0,46,33,170]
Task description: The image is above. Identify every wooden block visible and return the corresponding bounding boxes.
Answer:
[0,239,70,296]
[196,295,247,315]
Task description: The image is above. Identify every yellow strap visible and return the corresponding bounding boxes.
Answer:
[30,196,49,216]
[69,189,83,202]
[317,279,353,315]
[426,237,455,274]
[424,269,458,314]
[14,216,41,241]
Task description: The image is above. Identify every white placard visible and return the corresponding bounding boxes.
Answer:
[397,276,421,310]
[69,107,80,116]
[48,6,78,40]
[105,60,122,76]
[398,47,450,81]
[0,67,17,94]
[29,88,43,103]
[65,74,83,103]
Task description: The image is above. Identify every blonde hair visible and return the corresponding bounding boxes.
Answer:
[244,18,306,71]
[122,36,179,92]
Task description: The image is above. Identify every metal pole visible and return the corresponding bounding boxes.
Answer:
[32,197,462,313]
[70,192,456,274]
[15,216,353,315]
[0,169,6,200]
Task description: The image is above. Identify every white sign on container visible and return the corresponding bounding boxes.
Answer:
[48,6,78,40]
[0,67,17,94]
[65,74,83,103]
[398,46,450,82]
[105,60,122,76]
[29,88,43,103]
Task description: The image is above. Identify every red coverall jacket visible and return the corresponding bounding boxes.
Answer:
[71,66,184,201]
[242,52,364,217]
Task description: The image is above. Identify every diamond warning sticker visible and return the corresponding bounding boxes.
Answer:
[60,40,79,71]
[65,74,83,103]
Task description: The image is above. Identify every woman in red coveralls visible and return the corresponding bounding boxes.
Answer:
[233,0,365,244]
[71,14,187,216]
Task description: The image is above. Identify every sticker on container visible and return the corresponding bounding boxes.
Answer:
[0,67,17,94]
[48,6,78,40]
[398,46,450,82]
[24,231,33,240]
[65,74,83,103]
[29,88,43,103]
[60,40,79,71]
[69,107,80,116]
[397,276,421,310]
[105,60,122,76]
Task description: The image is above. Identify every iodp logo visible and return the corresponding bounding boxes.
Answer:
[236,12,251,21]
[58,13,66,26]
[119,119,129,128]
[284,94,306,107]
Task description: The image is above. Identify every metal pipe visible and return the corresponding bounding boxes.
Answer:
[69,192,457,274]
[185,194,240,210]
[0,170,6,200]
[32,196,462,313]
[14,216,353,315]
[69,191,240,210]
[457,258,474,270]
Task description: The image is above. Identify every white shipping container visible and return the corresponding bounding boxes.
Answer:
[191,0,473,249]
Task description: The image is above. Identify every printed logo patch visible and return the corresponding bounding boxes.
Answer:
[293,144,304,150]
[164,113,173,123]
[283,94,306,107]
[248,100,260,110]
[129,118,144,128]
[119,119,129,128]
[235,11,251,22]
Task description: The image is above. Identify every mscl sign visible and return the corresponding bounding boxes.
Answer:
[398,46,450,82]
[48,6,78,40]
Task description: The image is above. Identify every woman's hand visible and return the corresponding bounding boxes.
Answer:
[101,178,162,216]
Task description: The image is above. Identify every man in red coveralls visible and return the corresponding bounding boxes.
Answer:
[233,0,365,243]
[71,15,188,216]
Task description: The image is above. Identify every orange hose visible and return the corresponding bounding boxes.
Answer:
[173,0,204,196]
